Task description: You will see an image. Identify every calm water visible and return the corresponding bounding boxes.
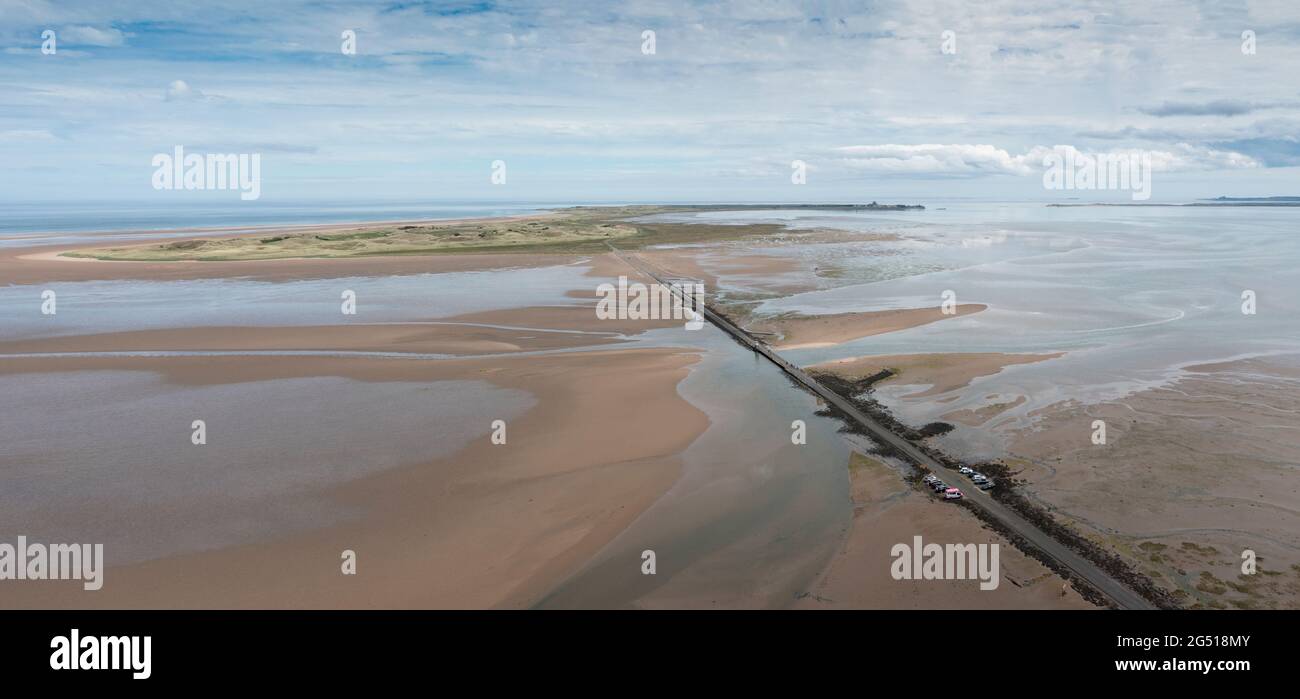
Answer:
[0,238,856,605]
[0,372,535,564]
[538,327,856,609]
[2,200,1295,603]
[0,262,597,340]
[651,202,1300,457]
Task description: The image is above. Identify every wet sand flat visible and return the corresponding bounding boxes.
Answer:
[794,453,1093,609]
[1,242,583,285]
[13,201,1289,611]
[0,301,686,357]
[637,248,812,294]
[0,237,717,609]
[754,304,987,350]
[1003,356,1300,609]
[0,346,707,609]
[809,351,1065,397]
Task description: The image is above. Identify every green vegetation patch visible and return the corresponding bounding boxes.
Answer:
[58,205,826,262]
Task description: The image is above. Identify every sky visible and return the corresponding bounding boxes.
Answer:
[1,0,1298,204]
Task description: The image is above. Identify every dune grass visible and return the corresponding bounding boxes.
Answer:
[61,205,797,261]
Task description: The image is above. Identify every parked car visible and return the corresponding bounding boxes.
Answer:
[971,473,988,482]
[977,480,996,490]
[923,474,939,484]
[944,488,963,500]
[958,466,974,475]
[931,481,948,492]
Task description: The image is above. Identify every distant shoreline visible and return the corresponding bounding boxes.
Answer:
[0,202,925,240]
[0,211,555,243]
[650,202,925,211]
[26,203,926,263]
[1049,197,1300,208]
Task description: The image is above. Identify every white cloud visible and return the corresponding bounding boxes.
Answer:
[164,79,202,101]
[0,129,58,142]
[61,25,126,47]
[835,143,1261,176]
[1,0,1297,201]
[836,144,1042,175]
